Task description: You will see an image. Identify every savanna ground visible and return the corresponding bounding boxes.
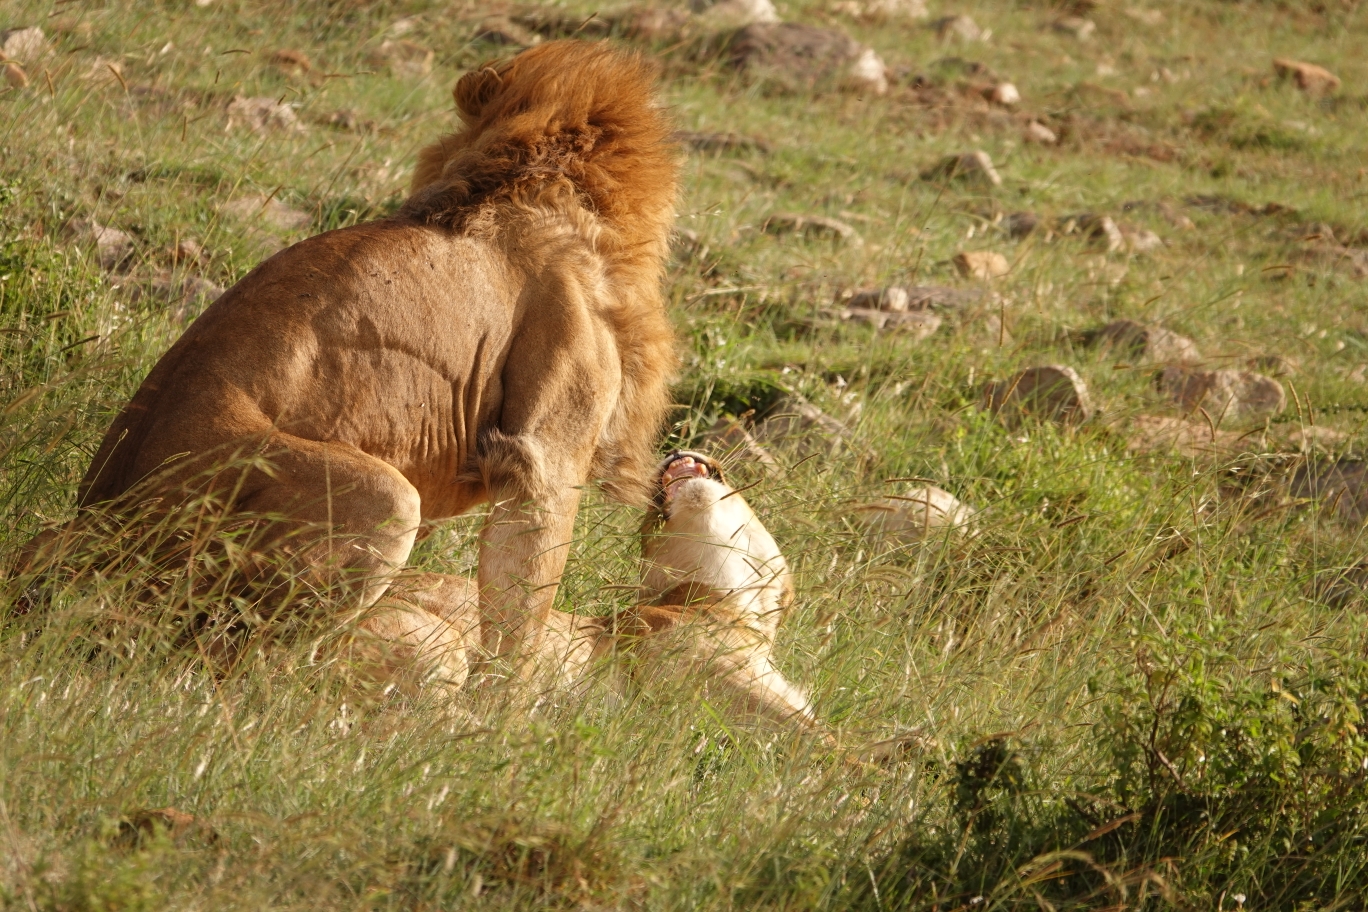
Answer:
[3,0,1368,908]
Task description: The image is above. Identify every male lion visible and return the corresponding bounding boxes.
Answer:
[27,40,678,678]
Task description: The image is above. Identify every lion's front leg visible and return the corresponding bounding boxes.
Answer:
[477,481,583,680]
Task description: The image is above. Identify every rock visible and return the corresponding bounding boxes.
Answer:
[932,15,984,42]
[220,195,312,232]
[132,273,225,323]
[63,219,134,271]
[1024,121,1058,144]
[696,0,780,27]
[953,250,1010,280]
[855,485,976,543]
[1280,425,1349,454]
[921,150,1002,187]
[1301,243,1368,279]
[675,131,771,154]
[754,394,855,455]
[268,49,312,75]
[472,15,542,46]
[1158,367,1286,423]
[172,238,206,264]
[1121,225,1163,253]
[3,61,26,88]
[0,27,46,65]
[984,82,1020,106]
[861,0,930,18]
[1248,354,1297,377]
[1063,213,1123,252]
[728,23,880,95]
[1124,7,1164,25]
[1292,460,1368,523]
[226,96,305,134]
[368,39,433,78]
[623,7,692,41]
[762,212,862,245]
[982,365,1093,427]
[1091,319,1200,363]
[848,286,909,312]
[1124,414,1247,458]
[703,417,781,475]
[840,307,941,339]
[846,47,890,95]
[82,57,124,87]
[1052,16,1096,39]
[904,285,985,310]
[1004,211,1040,238]
[1273,58,1340,96]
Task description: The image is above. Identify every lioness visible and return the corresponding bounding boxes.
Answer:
[23,41,678,677]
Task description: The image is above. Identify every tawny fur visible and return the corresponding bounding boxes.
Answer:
[20,40,679,678]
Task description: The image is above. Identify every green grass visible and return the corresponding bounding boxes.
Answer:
[4,0,1368,908]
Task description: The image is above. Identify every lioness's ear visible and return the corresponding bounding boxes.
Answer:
[453,66,502,118]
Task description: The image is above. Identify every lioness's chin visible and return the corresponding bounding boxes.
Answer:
[654,450,724,518]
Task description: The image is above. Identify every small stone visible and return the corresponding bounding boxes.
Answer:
[841,307,941,339]
[1121,225,1163,253]
[696,0,781,27]
[1064,213,1123,252]
[848,286,909,312]
[1272,58,1340,96]
[1124,7,1164,26]
[846,47,889,95]
[754,394,855,455]
[1302,243,1368,279]
[368,40,433,78]
[3,61,26,88]
[268,49,312,75]
[855,485,975,543]
[624,7,691,41]
[982,365,1093,427]
[704,417,781,476]
[1053,17,1096,39]
[904,285,984,310]
[226,96,305,134]
[220,195,312,232]
[1312,560,1368,610]
[933,15,984,42]
[0,27,46,65]
[472,16,542,46]
[1124,414,1243,458]
[861,0,930,18]
[1158,367,1286,423]
[82,57,124,87]
[984,82,1020,106]
[762,212,862,246]
[63,219,134,271]
[1004,212,1040,238]
[134,273,225,324]
[1280,425,1349,454]
[953,250,1010,280]
[172,238,205,264]
[1091,319,1200,363]
[922,150,1002,187]
[1248,354,1297,377]
[1024,121,1058,144]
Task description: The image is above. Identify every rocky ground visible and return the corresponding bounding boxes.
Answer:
[2,0,1368,909]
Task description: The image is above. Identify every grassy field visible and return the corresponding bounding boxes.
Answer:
[4,0,1368,908]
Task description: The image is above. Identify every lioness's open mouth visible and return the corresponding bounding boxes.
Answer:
[655,451,721,511]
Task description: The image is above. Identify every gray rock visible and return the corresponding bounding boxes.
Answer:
[1091,319,1200,364]
[472,16,542,46]
[848,286,910,312]
[63,219,134,271]
[953,250,1010,280]
[762,212,862,245]
[704,417,781,476]
[728,22,877,95]
[1024,121,1058,144]
[841,307,941,339]
[922,150,1002,187]
[983,365,1093,427]
[932,15,984,42]
[1293,460,1368,523]
[220,195,312,232]
[226,96,305,134]
[1052,16,1096,39]
[1124,414,1244,458]
[0,27,46,64]
[754,394,855,455]
[367,39,433,78]
[1158,367,1286,423]
[1062,213,1124,252]
[695,0,780,27]
[675,131,772,154]
[1004,211,1040,238]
